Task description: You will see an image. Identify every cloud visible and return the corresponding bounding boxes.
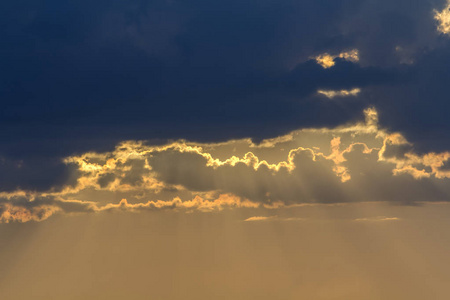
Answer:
[0,194,94,223]
[317,88,361,98]
[54,108,450,207]
[2,107,450,223]
[435,1,450,34]
[1,0,448,164]
[0,157,79,192]
[0,203,60,223]
[314,49,360,68]
[244,215,304,222]
[0,191,260,223]
[354,216,400,222]
[244,216,278,222]
[94,194,259,213]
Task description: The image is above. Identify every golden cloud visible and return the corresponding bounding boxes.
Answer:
[317,88,361,98]
[435,1,450,34]
[314,49,359,68]
[2,107,450,223]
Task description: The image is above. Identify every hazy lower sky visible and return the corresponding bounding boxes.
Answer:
[2,0,450,299]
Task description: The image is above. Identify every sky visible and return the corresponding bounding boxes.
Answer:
[2,0,450,299]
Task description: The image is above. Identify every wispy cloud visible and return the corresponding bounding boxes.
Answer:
[243,216,305,222]
[244,216,278,222]
[354,216,400,222]
[317,88,361,99]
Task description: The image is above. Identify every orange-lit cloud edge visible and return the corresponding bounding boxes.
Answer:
[1,107,450,223]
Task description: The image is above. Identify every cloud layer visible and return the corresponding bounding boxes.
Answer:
[2,108,450,223]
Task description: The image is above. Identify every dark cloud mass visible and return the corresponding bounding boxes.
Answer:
[1,0,450,192]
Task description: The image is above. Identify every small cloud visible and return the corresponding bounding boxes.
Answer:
[0,203,60,223]
[317,88,361,98]
[354,216,400,222]
[314,49,359,68]
[243,216,304,222]
[435,1,450,34]
[339,49,360,63]
[315,54,336,69]
[244,216,278,222]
